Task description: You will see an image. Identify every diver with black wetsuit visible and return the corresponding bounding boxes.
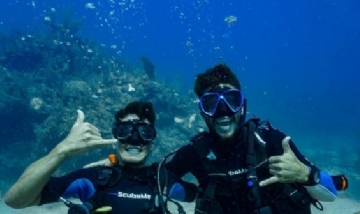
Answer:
[166,63,344,214]
[5,101,197,214]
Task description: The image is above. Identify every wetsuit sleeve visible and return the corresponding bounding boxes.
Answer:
[166,170,198,202]
[165,144,198,178]
[261,124,337,201]
[39,167,99,205]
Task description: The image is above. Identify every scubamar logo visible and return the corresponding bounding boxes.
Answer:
[109,192,151,200]
[228,168,247,176]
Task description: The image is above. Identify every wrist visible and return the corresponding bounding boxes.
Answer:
[302,164,320,186]
[52,142,70,161]
[299,163,311,183]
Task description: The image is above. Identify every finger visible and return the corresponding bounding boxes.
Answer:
[84,160,110,168]
[89,135,102,140]
[268,156,282,163]
[90,139,118,146]
[84,122,100,133]
[259,176,279,187]
[74,110,85,126]
[282,136,292,154]
[269,162,282,171]
[83,162,99,169]
[86,127,101,137]
[269,168,279,175]
[84,159,111,168]
[82,132,102,142]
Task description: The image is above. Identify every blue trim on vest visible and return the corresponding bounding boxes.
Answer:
[319,171,337,196]
[62,178,96,202]
[168,183,186,201]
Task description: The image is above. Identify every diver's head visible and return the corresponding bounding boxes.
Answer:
[112,101,156,167]
[194,63,245,141]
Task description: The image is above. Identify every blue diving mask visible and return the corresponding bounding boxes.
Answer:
[199,89,244,117]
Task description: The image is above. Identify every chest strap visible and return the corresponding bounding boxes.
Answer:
[245,119,261,209]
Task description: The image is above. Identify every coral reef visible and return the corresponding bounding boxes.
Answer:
[0,13,206,180]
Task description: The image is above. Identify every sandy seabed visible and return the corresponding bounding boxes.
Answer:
[1,196,359,214]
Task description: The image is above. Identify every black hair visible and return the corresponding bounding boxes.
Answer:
[194,63,241,97]
[114,101,156,124]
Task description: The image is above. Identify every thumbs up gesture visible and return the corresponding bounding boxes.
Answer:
[56,110,117,158]
[259,136,309,187]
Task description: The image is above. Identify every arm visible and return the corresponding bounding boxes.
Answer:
[165,144,198,178]
[40,169,98,205]
[5,146,67,208]
[5,154,99,208]
[287,140,337,201]
[263,125,337,201]
[5,110,116,209]
[164,145,200,202]
[166,170,198,202]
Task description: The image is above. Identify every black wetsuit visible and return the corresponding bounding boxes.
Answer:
[166,121,326,214]
[40,164,197,214]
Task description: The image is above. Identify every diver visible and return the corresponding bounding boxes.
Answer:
[165,63,347,214]
[5,101,197,214]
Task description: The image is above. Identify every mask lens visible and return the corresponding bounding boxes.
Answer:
[200,89,244,116]
[223,90,242,111]
[200,93,219,115]
[137,124,156,141]
[116,122,133,140]
[116,121,156,144]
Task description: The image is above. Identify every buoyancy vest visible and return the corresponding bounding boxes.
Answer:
[192,118,319,214]
[86,163,185,214]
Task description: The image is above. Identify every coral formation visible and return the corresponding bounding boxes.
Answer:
[0,13,205,179]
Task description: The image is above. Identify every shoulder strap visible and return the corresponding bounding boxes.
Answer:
[244,118,262,209]
[245,119,267,165]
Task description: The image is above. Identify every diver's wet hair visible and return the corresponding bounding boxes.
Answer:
[115,101,156,124]
[194,63,241,97]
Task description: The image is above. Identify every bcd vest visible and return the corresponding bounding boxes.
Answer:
[87,163,185,214]
[192,118,321,214]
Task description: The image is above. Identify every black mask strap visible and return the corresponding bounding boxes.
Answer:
[239,99,247,127]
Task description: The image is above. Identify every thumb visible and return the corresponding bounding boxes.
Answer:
[259,176,279,187]
[282,136,292,154]
[74,109,85,125]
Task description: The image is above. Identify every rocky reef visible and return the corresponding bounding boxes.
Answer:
[0,13,206,183]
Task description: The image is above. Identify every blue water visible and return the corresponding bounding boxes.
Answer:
[3,0,358,134]
[0,0,359,212]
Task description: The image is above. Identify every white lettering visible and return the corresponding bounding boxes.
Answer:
[228,168,248,176]
[117,191,151,200]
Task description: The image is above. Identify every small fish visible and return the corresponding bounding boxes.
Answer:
[85,3,96,9]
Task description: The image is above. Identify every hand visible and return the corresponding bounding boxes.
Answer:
[83,158,112,168]
[56,110,117,158]
[259,136,309,187]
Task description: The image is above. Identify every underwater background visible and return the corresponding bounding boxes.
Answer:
[0,0,359,213]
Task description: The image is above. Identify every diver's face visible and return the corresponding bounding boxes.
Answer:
[201,84,244,141]
[117,114,153,166]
